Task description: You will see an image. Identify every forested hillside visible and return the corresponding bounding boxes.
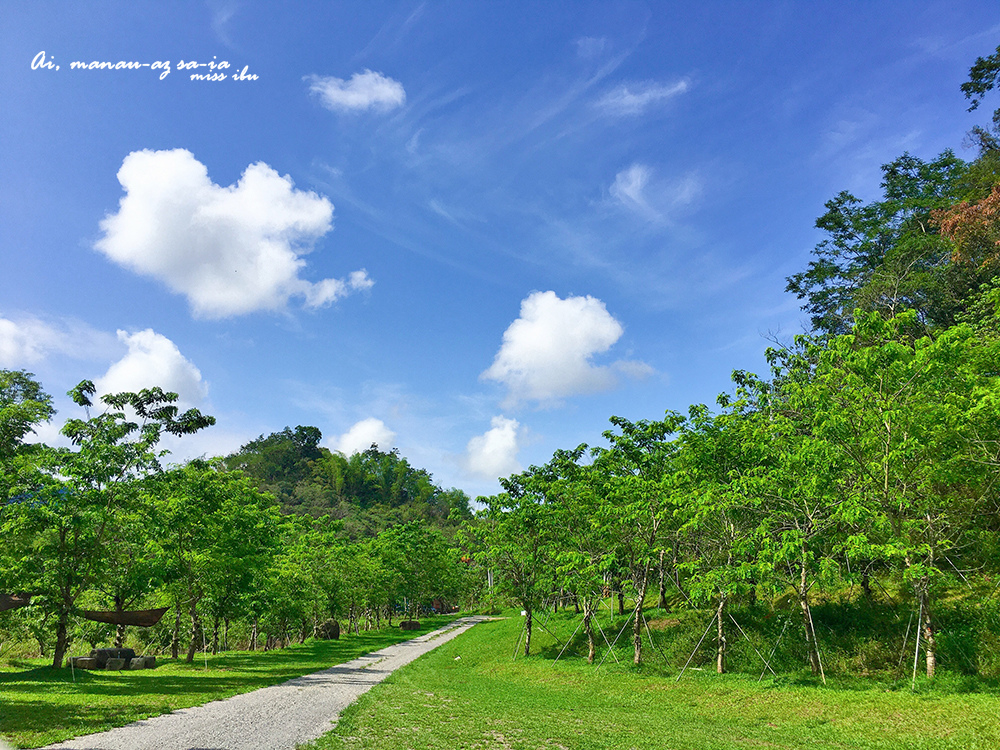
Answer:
[221,425,472,538]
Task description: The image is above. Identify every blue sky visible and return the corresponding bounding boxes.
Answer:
[2,1,998,498]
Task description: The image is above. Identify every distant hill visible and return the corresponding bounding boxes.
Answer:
[222,426,472,540]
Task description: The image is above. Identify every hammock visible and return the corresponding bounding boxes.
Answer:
[79,606,170,627]
[0,593,31,612]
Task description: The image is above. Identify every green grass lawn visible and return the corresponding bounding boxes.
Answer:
[0,615,460,749]
[304,611,1000,750]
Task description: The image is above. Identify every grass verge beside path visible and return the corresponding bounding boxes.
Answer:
[0,615,461,749]
[304,612,1000,750]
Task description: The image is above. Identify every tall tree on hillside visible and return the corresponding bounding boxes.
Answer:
[934,184,1000,271]
[803,311,999,678]
[225,426,323,508]
[729,363,843,678]
[786,152,978,336]
[592,413,684,666]
[675,404,758,674]
[473,469,557,657]
[962,43,1000,151]
[544,446,611,664]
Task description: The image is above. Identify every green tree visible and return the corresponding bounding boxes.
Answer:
[729,363,843,678]
[543,446,610,663]
[785,152,979,336]
[8,381,214,668]
[152,462,278,661]
[675,405,757,674]
[0,370,55,599]
[0,370,54,463]
[592,413,684,666]
[473,471,556,657]
[376,521,460,619]
[803,311,999,678]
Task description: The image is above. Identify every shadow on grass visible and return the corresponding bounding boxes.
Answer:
[0,616,461,748]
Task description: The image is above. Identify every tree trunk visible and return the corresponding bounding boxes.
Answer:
[52,609,71,669]
[920,583,936,679]
[633,576,649,665]
[716,596,727,674]
[211,616,220,654]
[524,607,533,656]
[250,616,258,651]
[617,589,625,616]
[583,601,596,664]
[224,618,230,651]
[171,605,181,659]
[114,595,126,648]
[186,599,201,664]
[658,550,669,610]
[798,561,821,676]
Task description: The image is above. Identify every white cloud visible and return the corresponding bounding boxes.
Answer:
[95,329,207,407]
[95,149,371,319]
[610,163,702,223]
[157,423,251,465]
[306,70,406,113]
[596,79,690,116]
[610,164,655,217]
[482,291,649,406]
[464,416,522,479]
[0,315,118,367]
[210,1,238,47]
[333,417,397,456]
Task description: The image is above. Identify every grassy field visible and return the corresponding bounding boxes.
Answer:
[0,615,460,749]
[304,611,1000,750]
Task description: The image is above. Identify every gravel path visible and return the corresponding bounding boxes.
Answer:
[43,616,490,750]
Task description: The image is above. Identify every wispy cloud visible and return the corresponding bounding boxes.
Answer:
[574,36,607,59]
[354,3,427,62]
[610,163,702,223]
[306,71,406,113]
[610,163,655,215]
[209,1,238,47]
[595,78,690,116]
